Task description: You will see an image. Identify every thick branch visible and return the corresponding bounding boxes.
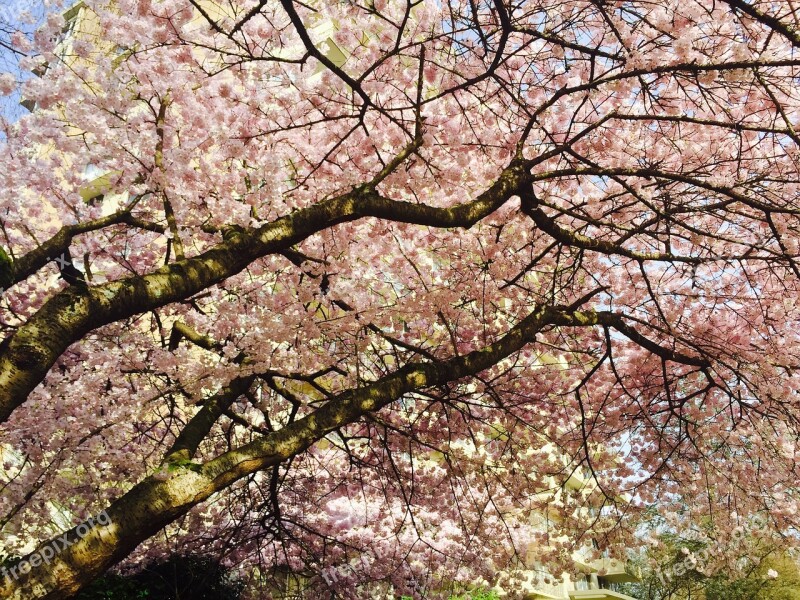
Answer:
[0,160,527,425]
[0,302,711,599]
[163,375,256,462]
[720,0,800,48]
[0,302,594,599]
[6,204,156,289]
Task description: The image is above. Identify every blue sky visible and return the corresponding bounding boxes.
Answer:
[0,0,77,123]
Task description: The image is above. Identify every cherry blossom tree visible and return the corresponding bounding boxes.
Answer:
[1,0,800,598]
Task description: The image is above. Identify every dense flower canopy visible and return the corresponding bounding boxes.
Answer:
[1,0,800,598]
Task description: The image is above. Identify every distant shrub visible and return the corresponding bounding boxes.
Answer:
[75,554,244,600]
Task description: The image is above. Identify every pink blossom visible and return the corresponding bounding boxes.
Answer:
[0,73,15,96]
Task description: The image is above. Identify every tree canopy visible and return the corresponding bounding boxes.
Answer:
[2,0,800,598]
